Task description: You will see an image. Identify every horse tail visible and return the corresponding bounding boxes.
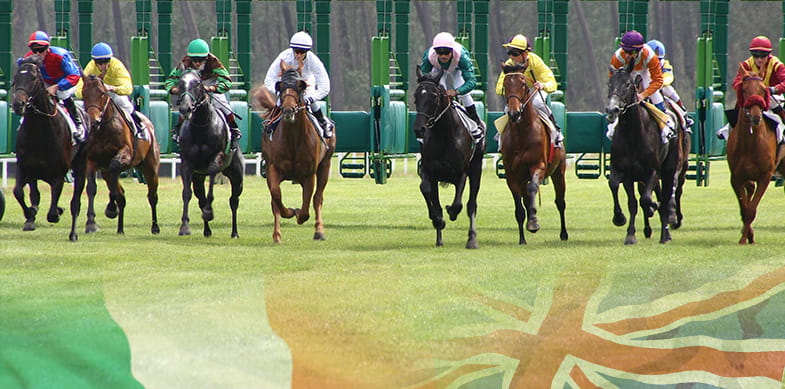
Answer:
[251,84,277,113]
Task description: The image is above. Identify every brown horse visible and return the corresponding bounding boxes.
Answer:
[727,71,782,244]
[11,57,87,237]
[73,74,160,240]
[500,63,568,244]
[253,63,336,243]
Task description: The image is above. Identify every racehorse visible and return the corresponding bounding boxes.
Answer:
[253,62,336,243]
[500,63,568,244]
[11,57,86,236]
[73,74,160,240]
[174,69,243,238]
[413,67,484,248]
[726,71,781,244]
[605,60,690,245]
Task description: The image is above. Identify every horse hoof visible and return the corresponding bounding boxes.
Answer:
[560,232,568,241]
[85,223,99,234]
[179,225,191,236]
[612,214,626,227]
[23,222,35,231]
[105,209,118,219]
[203,228,212,238]
[465,239,478,249]
[644,227,652,239]
[151,224,160,235]
[446,204,462,221]
[670,220,682,230]
[202,210,214,222]
[313,231,326,241]
[69,233,78,242]
[231,232,239,239]
[57,207,64,216]
[624,236,637,245]
[526,222,540,233]
[297,214,310,225]
[47,213,60,223]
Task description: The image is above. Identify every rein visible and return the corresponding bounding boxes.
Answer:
[416,81,451,129]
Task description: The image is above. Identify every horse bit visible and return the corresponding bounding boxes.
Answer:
[417,82,451,129]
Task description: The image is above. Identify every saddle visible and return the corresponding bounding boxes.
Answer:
[452,103,484,144]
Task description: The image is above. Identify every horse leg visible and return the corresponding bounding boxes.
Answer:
[114,180,127,235]
[179,165,194,236]
[47,178,65,224]
[199,175,213,238]
[312,158,331,241]
[745,178,772,244]
[658,169,678,244]
[420,174,444,247]
[525,169,544,233]
[13,178,35,231]
[297,174,315,225]
[552,164,568,241]
[465,156,482,249]
[139,163,160,235]
[623,180,638,245]
[265,167,287,243]
[29,181,42,221]
[446,173,466,221]
[84,170,99,233]
[68,168,86,242]
[639,173,659,219]
[608,171,626,227]
[639,182,654,239]
[224,156,243,239]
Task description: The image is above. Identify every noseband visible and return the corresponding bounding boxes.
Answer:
[608,73,639,116]
[13,64,57,117]
[279,86,305,115]
[416,80,451,129]
[504,73,537,111]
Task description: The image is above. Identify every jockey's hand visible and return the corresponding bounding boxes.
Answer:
[304,95,315,106]
[46,84,58,96]
[533,81,544,91]
[169,87,179,95]
[207,85,217,93]
[636,92,645,103]
[770,87,779,95]
[104,84,115,92]
[446,89,458,98]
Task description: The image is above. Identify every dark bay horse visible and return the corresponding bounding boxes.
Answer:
[500,63,567,244]
[175,69,243,238]
[74,74,160,240]
[605,60,690,245]
[413,67,484,248]
[253,63,336,243]
[11,57,86,235]
[727,71,781,244]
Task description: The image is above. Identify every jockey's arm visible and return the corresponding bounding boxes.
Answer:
[210,66,232,94]
[163,63,185,93]
[769,59,785,95]
[528,53,558,93]
[641,55,663,100]
[454,54,476,96]
[307,55,330,101]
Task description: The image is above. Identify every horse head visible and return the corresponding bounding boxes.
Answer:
[12,57,47,116]
[605,60,640,123]
[176,69,209,122]
[413,66,448,137]
[275,62,307,123]
[81,74,110,131]
[737,70,769,127]
[501,62,531,123]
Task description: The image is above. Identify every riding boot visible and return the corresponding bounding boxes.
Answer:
[226,112,242,141]
[172,116,184,143]
[774,106,785,144]
[547,112,564,148]
[675,99,695,128]
[465,104,485,140]
[62,97,84,143]
[312,108,333,138]
[132,111,147,138]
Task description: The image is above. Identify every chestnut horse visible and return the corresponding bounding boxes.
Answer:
[11,57,87,237]
[500,63,567,244]
[175,69,244,238]
[413,67,484,248]
[73,74,160,240]
[254,63,336,243]
[605,60,690,245]
[727,72,783,244]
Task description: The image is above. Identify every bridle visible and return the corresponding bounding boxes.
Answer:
[416,79,451,129]
[12,63,57,117]
[279,84,305,116]
[176,71,210,115]
[504,72,538,111]
[608,70,639,116]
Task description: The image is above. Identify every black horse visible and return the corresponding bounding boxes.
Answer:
[11,57,87,237]
[413,67,485,248]
[605,60,690,244]
[174,69,243,238]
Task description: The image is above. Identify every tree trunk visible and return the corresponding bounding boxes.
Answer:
[179,1,199,40]
[112,0,127,62]
[572,0,604,107]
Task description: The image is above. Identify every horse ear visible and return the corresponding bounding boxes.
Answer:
[433,67,444,83]
[633,74,643,90]
[416,66,423,80]
[624,59,635,73]
[500,60,506,70]
[275,80,283,93]
[298,80,307,91]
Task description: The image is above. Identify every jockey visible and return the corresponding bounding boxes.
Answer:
[419,32,485,141]
[718,35,785,142]
[19,30,84,143]
[608,30,673,142]
[76,42,146,136]
[495,34,563,148]
[164,38,240,143]
[647,39,695,128]
[264,31,333,138]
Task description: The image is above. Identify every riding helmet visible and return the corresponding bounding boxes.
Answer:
[749,36,773,53]
[503,34,531,52]
[646,39,665,59]
[620,30,645,52]
[91,42,113,60]
[432,32,456,50]
[28,31,50,47]
[290,31,313,50]
[187,39,210,57]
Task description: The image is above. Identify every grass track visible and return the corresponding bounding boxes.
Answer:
[2,158,785,388]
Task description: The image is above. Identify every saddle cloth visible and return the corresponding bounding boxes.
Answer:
[452,102,484,143]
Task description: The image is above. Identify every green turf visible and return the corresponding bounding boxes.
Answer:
[1,157,785,388]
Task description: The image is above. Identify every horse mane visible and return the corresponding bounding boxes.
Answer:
[502,63,526,74]
[736,69,770,110]
[18,56,42,67]
[251,84,276,112]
